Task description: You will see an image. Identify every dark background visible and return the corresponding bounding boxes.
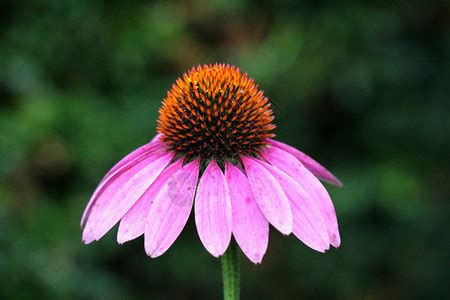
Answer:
[1,1,449,299]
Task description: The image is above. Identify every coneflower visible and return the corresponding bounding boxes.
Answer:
[81,64,342,298]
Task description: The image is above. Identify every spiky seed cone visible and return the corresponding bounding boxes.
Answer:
[157,64,276,161]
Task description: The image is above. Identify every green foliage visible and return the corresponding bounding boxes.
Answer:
[1,0,449,298]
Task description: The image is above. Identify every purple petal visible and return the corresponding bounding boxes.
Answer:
[82,152,173,244]
[225,162,269,264]
[258,160,331,252]
[263,146,340,247]
[81,135,164,227]
[242,157,293,235]
[83,150,164,232]
[103,134,164,181]
[194,160,232,257]
[145,160,200,258]
[269,139,343,187]
[117,159,183,244]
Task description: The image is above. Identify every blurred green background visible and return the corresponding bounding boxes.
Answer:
[1,0,449,299]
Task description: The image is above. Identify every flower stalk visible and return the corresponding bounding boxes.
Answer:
[221,240,240,300]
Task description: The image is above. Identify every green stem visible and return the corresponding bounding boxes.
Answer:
[221,241,240,300]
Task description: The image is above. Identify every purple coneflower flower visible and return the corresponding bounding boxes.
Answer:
[81,64,342,264]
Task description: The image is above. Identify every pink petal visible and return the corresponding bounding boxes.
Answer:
[81,135,164,227]
[82,152,173,243]
[269,139,343,187]
[194,160,232,257]
[144,160,200,258]
[103,134,164,181]
[258,160,331,252]
[263,146,340,247]
[82,150,162,231]
[225,162,269,264]
[117,159,183,244]
[242,157,293,235]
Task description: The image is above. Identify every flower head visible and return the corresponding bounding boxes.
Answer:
[81,64,342,264]
[158,64,275,161]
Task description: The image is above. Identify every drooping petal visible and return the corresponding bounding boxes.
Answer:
[268,139,343,187]
[225,162,269,264]
[81,135,164,227]
[195,160,232,257]
[117,159,183,244]
[144,160,200,258]
[103,134,164,181]
[83,150,168,234]
[263,146,340,247]
[258,159,331,252]
[242,157,293,235]
[82,152,173,243]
